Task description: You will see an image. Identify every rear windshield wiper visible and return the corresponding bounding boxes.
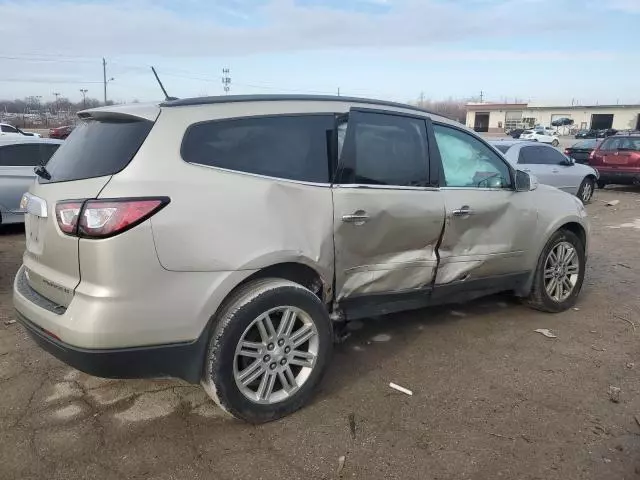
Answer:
[34,165,51,180]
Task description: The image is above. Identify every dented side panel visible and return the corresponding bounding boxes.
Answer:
[436,189,538,284]
[333,186,446,299]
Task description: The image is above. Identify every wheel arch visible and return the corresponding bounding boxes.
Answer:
[516,219,587,297]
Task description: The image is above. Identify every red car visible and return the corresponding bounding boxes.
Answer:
[589,134,640,188]
[48,125,74,139]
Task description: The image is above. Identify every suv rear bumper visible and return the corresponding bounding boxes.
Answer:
[596,170,640,184]
[14,310,206,383]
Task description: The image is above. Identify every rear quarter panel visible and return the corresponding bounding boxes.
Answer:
[97,102,338,291]
[0,167,34,222]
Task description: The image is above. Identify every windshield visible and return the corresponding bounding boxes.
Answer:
[599,137,640,152]
[41,118,153,183]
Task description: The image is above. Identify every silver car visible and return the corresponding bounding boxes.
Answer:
[0,137,62,225]
[491,140,599,203]
[14,96,590,422]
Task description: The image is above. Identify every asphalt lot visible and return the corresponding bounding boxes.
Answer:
[1,189,640,480]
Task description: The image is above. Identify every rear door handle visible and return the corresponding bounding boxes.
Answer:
[452,206,474,217]
[342,210,370,225]
[552,169,559,173]
[522,168,531,172]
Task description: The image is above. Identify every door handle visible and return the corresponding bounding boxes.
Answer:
[342,210,370,225]
[522,168,531,172]
[551,169,559,173]
[452,206,474,217]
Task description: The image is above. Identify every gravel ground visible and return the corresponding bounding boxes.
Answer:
[1,188,639,480]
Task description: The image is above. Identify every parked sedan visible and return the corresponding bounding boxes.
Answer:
[49,125,74,140]
[1,123,41,138]
[589,134,640,188]
[491,140,598,203]
[0,137,62,224]
[520,129,560,146]
[564,139,600,164]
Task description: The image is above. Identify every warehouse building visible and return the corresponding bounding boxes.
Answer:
[466,102,640,133]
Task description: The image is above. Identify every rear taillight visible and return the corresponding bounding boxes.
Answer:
[564,149,570,155]
[55,197,169,238]
[55,201,83,235]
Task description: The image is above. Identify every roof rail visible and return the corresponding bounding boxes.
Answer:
[160,94,440,116]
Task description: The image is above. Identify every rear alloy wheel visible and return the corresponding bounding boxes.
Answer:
[577,177,595,204]
[202,278,332,423]
[552,139,560,147]
[526,230,585,312]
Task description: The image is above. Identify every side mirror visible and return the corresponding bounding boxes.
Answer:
[515,170,538,192]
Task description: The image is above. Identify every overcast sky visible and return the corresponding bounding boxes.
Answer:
[0,0,638,105]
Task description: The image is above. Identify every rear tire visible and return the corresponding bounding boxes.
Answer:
[525,230,585,313]
[597,180,607,189]
[577,177,595,204]
[202,278,332,423]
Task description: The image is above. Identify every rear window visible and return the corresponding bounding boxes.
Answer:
[41,118,153,183]
[599,137,640,152]
[181,115,334,183]
[493,144,510,153]
[0,143,59,167]
[573,139,598,149]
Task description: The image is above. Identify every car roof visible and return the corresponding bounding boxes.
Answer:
[0,137,63,146]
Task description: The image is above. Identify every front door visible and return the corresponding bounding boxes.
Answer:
[430,123,537,287]
[332,109,445,300]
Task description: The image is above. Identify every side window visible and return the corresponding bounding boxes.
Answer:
[1,125,18,133]
[41,144,60,164]
[181,115,334,183]
[338,111,428,186]
[521,146,565,165]
[433,124,512,188]
[0,144,41,166]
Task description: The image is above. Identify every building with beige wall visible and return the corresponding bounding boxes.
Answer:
[466,102,640,134]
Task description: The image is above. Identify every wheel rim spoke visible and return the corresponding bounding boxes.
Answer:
[290,324,315,348]
[257,372,277,401]
[256,314,277,342]
[289,349,315,368]
[278,366,297,393]
[238,341,263,358]
[238,360,265,386]
[277,308,296,337]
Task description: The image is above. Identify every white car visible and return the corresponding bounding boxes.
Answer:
[521,128,559,146]
[0,123,41,138]
[491,140,598,203]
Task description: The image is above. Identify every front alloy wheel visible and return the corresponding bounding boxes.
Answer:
[526,229,585,312]
[544,242,580,302]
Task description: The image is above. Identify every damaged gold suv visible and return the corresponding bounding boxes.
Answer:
[14,95,589,422]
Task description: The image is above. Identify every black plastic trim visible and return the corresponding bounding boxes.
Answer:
[15,311,207,383]
[340,272,529,321]
[15,268,67,315]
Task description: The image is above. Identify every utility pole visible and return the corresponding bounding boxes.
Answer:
[53,92,60,113]
[103,58,107,105]
[479,90,484,103]
[337,87,340,96]
[80,89,88,109]
[419,91,425,107]
[222,68,231,95]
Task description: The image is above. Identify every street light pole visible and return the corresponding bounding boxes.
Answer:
[80,89,88,109]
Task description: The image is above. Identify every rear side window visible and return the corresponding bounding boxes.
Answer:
[600,137,640,152]
[41,119,153,183]
[337,111,429,186]
[1,125,18,133]
[0,143,57,167]
[493,144,510,154]
[182,115,334,183]
[519,146,566,165]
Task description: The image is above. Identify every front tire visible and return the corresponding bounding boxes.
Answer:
[202,278,332,423]
[577,177,595,204]
[526,230,585,313]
